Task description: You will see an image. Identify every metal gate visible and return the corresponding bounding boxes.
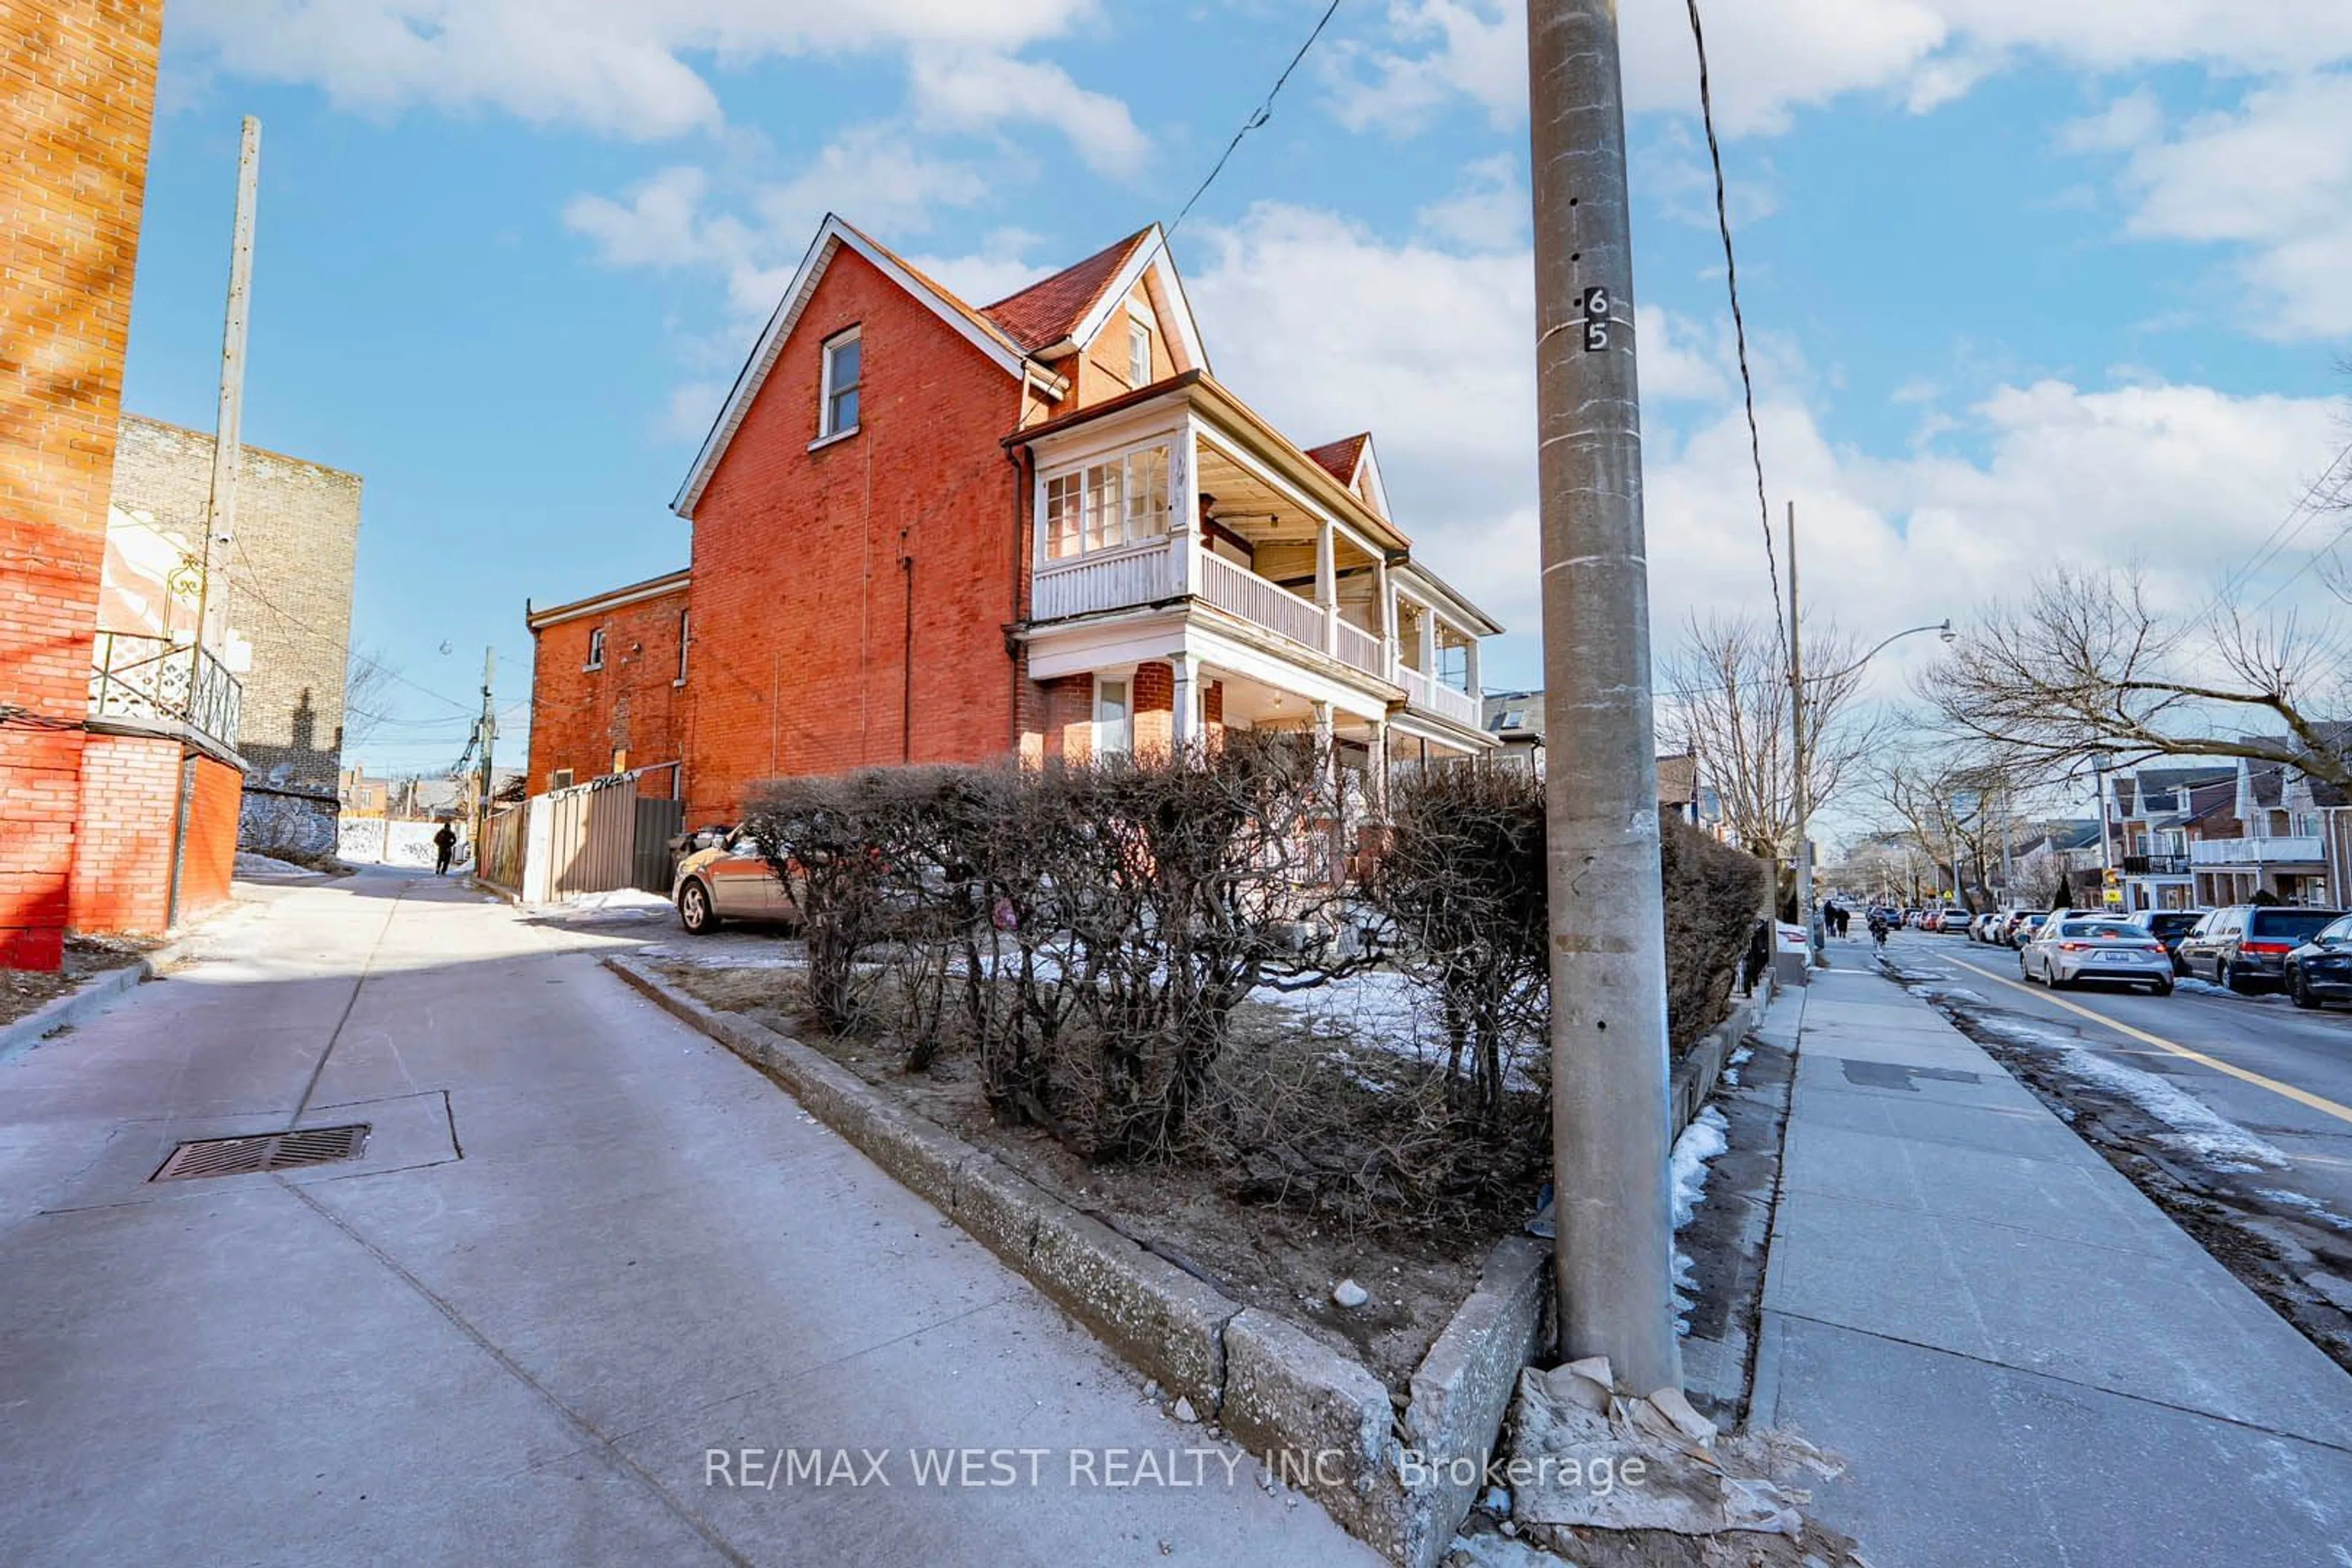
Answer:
[544,774,642,898]
[633,796,684,894]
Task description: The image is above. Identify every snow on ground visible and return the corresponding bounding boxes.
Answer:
[2174,976,2289,1006]
[1668,1106,1731,1336]
[2257,1189,2352,1232]
[233,851,322,881]
[539,888,676,924]
[1968,1014,2290,1171]
[1907,981,1988,1006]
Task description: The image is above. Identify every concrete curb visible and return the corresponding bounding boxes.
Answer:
[602,955,1776,1565]
[1671,984,1768,1136]
[0,916,230,1069]
[604,954,1444,1559]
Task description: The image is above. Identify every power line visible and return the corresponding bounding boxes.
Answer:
[1683,0,1786,662]
[2203,435,2352,619]
[1127,0,1344,282]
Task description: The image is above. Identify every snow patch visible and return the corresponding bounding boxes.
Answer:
[2257,1189,2352,1232]
[1970,1015,2289,1171]
[2174,976,2289,1006]
[1668,1106,1732,1336]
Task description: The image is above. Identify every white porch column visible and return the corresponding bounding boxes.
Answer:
[1376,559,1397,676]
[1417,600,1437,674]
[1464,631,1482,698]
[1172,420,1200,598]
[1170,652,1202,747]
[1316,518,1338,655]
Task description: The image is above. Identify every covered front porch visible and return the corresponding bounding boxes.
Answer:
[1013,372,1496,748]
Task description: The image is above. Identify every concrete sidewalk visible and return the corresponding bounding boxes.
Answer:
[0,869,1374,1567]
[1755,964,2352,1567]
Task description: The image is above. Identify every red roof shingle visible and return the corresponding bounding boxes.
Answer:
[981,228,1155,353]
[1304,433,1370,486]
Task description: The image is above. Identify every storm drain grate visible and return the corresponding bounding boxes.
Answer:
[151,1123,371,1182]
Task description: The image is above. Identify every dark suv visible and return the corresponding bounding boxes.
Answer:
[2127,908,2210,976]
[2176,905,2349,993]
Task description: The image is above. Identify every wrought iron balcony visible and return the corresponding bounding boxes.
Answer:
[88,631,243,749]
[2120,854,2189,876]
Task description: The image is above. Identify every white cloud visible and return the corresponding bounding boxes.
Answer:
[174,0,1109,138]
[565,126,989,317]
[1329,0,2352,139]
[908,50,1149,178]
[1180,201,2347,693]
[2097,70,2352,340]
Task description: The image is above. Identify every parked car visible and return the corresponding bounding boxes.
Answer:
[2285,914,2352,1010]
[1935,907,1972,933]
[2124,908,2210,976]
[2175,905,2349,993]
[672,827,802,934]
[2000,910,2040,946]
[2021,916,2175,994]
[1967,912,1999,943]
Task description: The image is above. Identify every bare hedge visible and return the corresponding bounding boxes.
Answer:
[740,745,1765,1228]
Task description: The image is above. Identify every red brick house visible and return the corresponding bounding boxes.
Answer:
[524,570,690,796]
[528,216,1500,824]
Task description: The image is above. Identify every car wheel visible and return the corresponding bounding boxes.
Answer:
[2291,971,2321,1010]
[2049,967,2071,990]
[2150,979,2174,997]
[679,880,718,935]
[2225,961,2259,995]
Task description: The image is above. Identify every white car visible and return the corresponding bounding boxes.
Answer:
[2021,916,2174,995]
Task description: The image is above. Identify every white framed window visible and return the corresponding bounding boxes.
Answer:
[1044,442,1172,561]
[550,768,574,790]
[1094,676,1133,759]
[1128,315,1152,385]
[818,327,861,439]
[585,627,606,670]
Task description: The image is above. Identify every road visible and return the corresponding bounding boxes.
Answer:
[0,867,1374,1568]
[1863,927,2352,1227]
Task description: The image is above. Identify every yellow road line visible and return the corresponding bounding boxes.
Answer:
[1937,950,2352,1129]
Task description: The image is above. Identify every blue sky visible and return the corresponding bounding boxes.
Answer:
[126,1,2352,777]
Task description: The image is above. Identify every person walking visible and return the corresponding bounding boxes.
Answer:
[432,820,457,877]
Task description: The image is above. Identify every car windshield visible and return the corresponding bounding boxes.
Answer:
[2058,921,2138,940]
[2321,916,2352,943]
[2147,913,2198,935]
[2251,910,2342,941]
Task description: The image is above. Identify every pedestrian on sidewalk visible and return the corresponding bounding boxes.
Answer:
[432,820,456,877]
[1743,914,1773,996]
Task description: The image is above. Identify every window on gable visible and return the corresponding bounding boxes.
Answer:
[820,328,861,439]
[1128,315,1152,386]
[586,627,606,670]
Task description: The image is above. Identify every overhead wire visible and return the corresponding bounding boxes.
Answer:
[1684,0,1787,665]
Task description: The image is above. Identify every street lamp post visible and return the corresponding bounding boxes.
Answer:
[1790,614,1955,964]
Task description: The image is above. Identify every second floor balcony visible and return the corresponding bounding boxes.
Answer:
[89,630,243,751]
[2190,835,2324,869]
[1019,378,1494,736]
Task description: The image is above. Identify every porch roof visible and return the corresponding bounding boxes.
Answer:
[1004,370,1415,557]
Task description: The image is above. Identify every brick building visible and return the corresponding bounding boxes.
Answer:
[0,0,168,969]
[109,416,363,789]
[528,216,1500,826]
[524,569,690,795]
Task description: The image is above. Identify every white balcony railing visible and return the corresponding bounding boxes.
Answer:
[1333,619,1384,676]
[1031,540,1174,620]
[1197,549,1326,650]
[1398,663,1480,728]
[2189,835,2324,868]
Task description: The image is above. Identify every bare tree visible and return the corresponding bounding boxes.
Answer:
[1660,613,1879,864]
[1872,751,2041,912]
[1923,568,2352,791]
[342,643,398,751]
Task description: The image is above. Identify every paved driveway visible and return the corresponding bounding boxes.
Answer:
[0,869,1372,1567]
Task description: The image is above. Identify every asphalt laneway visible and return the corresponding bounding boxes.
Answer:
[0,867,1375,1568]
[1868,929,2352,1224]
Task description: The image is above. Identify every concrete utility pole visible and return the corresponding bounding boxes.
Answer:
[1788,501,1819,962]
[189,116,260,661]
[1526,0,1680,1396]
[473,647,496,865]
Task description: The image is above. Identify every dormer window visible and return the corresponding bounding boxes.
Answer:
[1128,315,1151,386]
[819,327,861,440]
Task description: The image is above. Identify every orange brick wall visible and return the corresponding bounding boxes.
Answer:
[179,753,239,920]
[684,246,1028,821]
[69,732,181,936]
[0,0,165,968]
[527,585,690,796]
